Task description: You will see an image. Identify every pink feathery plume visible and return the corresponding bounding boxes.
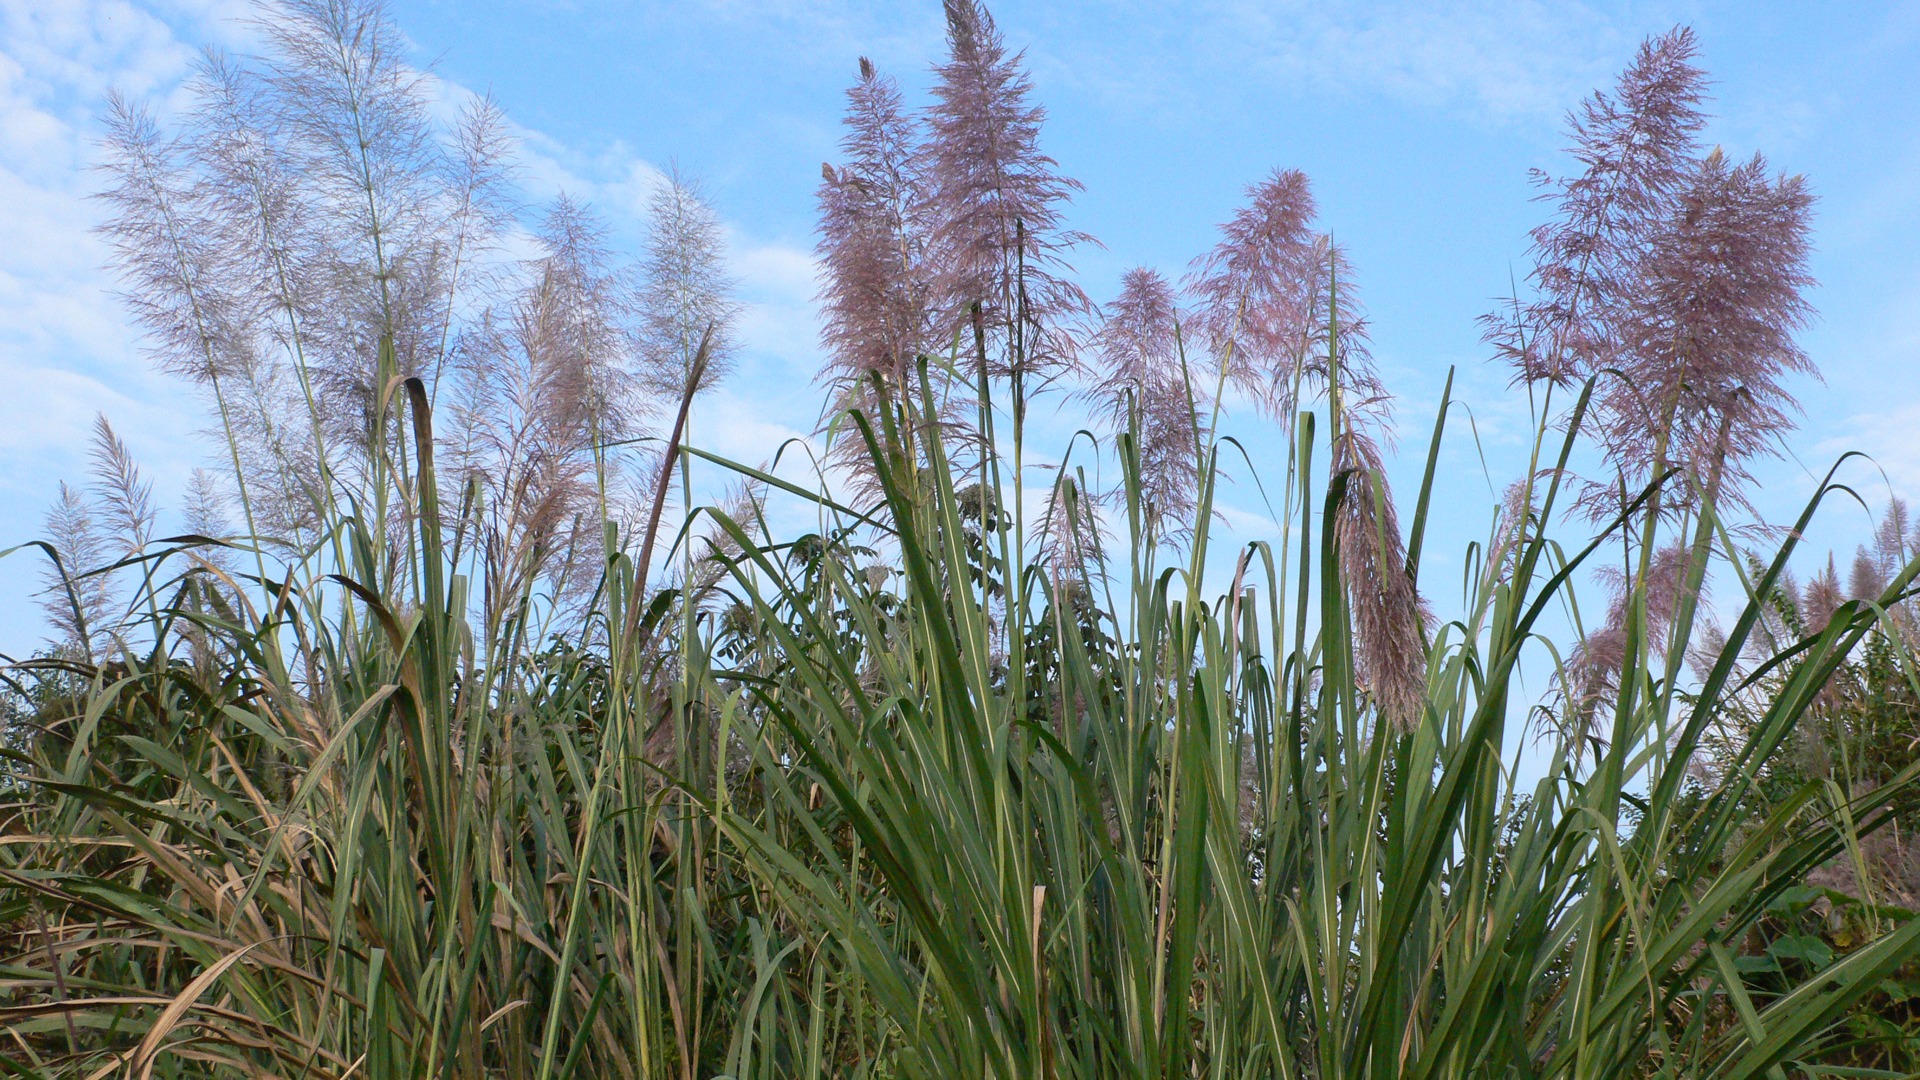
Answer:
[1878,498,1914,570]
[1186,170,1385,424]
[1186,168,1319,410]
[1485,27,1707,387]
[450,196,636,618]
[1857,498,1919,642]
[1485,475,1549,585]
[817,58,928,390]
[1851,498,1913,607]
[1800,556,1844,636]
[1314,241,1426,731]
[816,58,939,492]
[1086,267,1205,541]
[1566,539,1700,730]
[1592,149,1816,521]
[921,0,1094,381]
[1192,177,1428,728]
[1849,550,1885,606]
[1037,469,1108,591]
[1493,29,1812,526]
[1189,173,1428,729]
[1334,427,1432,732]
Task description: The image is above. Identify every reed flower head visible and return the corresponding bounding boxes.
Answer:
[1037,469,1108,590]
[1487,27,1706,387]
[638,171,740,400]
[39,484,112,658]
[1494,27,1813,525]
[816,59,939,494]
[1187,170,1385,428]
[1802,556,1845,636]
[448,196,642,617]
[1087,267,1205,540]
[1567,539,1700,729]
[1188,172,1426,729]
[1186,168,1318,410]
[921,0,1093,380]
[1595,148,1816,520]
[87,416,158,559]
[1334,429,1431,732]
[1850,498,1915,622]
[817,58,928,391]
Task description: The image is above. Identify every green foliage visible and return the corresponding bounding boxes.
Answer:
[2,362,1919,1078]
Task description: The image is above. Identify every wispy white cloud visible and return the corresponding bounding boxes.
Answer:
[1018,0,1638,127]
[1807,278,1920,508]
[1814,401,1920,506]
[1216,0,1628,120]
[0,0,243,529]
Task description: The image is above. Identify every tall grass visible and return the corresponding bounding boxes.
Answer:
[4,334,1919,1077]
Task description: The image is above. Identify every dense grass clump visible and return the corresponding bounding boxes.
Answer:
[3,358,1919,1078]
[6,2,1920,1076]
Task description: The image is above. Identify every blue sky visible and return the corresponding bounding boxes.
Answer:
[2,0,1918,656]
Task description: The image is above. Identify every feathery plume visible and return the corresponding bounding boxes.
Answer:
[1495,28,1811,524]
[921,0,1093,380]
[1856,498,1917,641]
[183,49,311,360]
[183,469,232,541]
[86,0,642,637]
[1187,168,1319,407]
[637,171,740,399]
[539,196,643,439]
[1335,429,1431,732]
[40,484,113,657]
[97,94,249,390]
[1086,267,1205,540]
[1595,149,1815,520]
[1293,237,1426,732]
[1486,27,1707,387]
[1187,170,1385,426]
[1567,539,1700,727]
[101,81,316,545]
[1485,476,1547,585]
[1877,498,1914,570]
[688,479,769,605]
[182,468,236,575]
[1849,551,1885,606]
[259,0,442,370]
[1037,469,1108,590]
[1801,556,1844,635]
[87,416,158,558]
[1190,180,1425,728]
[179,49,336,525]
[100,0,525,550]
[1850,498,1918,633]
[433,94,521,380]
[817,58,929,390]
[452,197,634,618]
[816,58,938,493]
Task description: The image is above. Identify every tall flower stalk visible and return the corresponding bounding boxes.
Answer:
[1502,29,1817,723]
[920,0,1092,389]
[1188,170,1426,729]
[816,58,934,495]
